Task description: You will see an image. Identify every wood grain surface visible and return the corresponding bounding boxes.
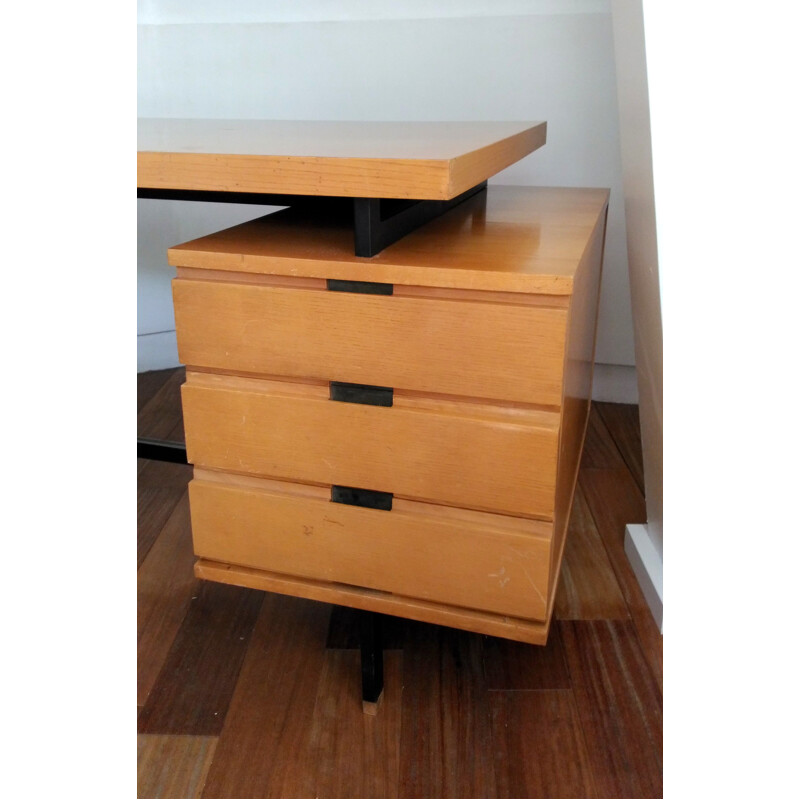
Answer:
[137,368,176,413]
[138,580,264,736]
[595,402,645,492]
[189,473,553,619]
[482,622,570,691]
[490,690,597,798]
[167,186,609,296]
[137,369,662,798]
[199,593,331,798]
[137,485,185,568]
[194,558,550,645]
[578,467,662,692]
[137,367,186,443]
[137,734,217,799]
[173,277,568,405]
[138,119,546,200]
[399,623,496,798]
[559,619,663,799]
[286,648,403,798]
[137,458,193,491]
[138,492,197,707]
[181,372,560,516]
[553,484,629,620]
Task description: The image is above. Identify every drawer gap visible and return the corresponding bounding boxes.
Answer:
[330,381,393,407]
[331,485,393,511]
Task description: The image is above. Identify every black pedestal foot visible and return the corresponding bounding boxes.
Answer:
[359,610,384,714]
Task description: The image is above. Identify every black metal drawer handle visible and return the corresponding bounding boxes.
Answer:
[330,381,393,407]
[326,279,393,295]
[331,485,393,511]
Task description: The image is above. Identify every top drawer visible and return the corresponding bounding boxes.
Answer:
[173,278,567,406]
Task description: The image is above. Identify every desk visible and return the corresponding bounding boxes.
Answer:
[138,120,606,703]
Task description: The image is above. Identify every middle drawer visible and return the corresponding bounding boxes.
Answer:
[182,371,560,518]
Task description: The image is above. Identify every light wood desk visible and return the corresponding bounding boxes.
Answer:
[138,120,606,701]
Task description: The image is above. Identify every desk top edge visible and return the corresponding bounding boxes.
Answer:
[137,119,547,199]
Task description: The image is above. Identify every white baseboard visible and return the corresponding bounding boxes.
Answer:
[137,331,180,372]
[592,363,639,404]
[624,523,663,632]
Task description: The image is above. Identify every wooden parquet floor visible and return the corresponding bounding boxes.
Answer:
[138,367,662,798]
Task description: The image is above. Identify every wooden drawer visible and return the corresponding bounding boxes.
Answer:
[188,471,554,621]
[172,277,567,406]
[182,371,560,518]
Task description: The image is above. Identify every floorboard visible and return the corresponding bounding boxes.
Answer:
[554,484,629,620]
[595,402,645,494]
[138,367,186,442]
[138,458,193,490]
[490,690,597,798]
[579,468,663,692]
[138,581,264,736]
[137,492,198,707]
[296,649,403,799]
[559,620,663,799]
[200,594,331,798]
[138,368,178,413]
[137,734,217,799]
[580,403,628,470]
[399,623,497,799]
[138,486,186,568]
[482,623,570,691]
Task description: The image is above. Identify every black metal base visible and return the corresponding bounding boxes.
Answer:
[137,188,321,207]
[137,438,188,464]
[353,181,487,257]
[359,610,384,712]
[138,182,488,257]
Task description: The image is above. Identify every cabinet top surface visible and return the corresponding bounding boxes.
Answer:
[168,185,609,295]
[137,119,546,200]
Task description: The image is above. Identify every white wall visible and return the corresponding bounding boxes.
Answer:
[138,0,637,401]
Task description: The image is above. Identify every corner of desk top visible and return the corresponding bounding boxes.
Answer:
[443,120,548,200]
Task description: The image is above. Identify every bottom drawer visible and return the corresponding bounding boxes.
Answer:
[189,471,554,621]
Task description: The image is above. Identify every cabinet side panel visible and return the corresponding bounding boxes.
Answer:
[548,204,609,599]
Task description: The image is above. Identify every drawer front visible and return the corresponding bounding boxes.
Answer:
[182,373,560,518]
[188,475,553,621]
[173,278,567,406]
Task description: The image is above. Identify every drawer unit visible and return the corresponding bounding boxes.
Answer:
[168,185,609,645]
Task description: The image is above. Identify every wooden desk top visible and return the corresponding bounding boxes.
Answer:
[168,186,608,295]
[138,119,546,200]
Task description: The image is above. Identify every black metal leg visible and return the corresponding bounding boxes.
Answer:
[137,437,188,464]
[353,182,487,257]
[360,610,384,713]
[138,182,489,257]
